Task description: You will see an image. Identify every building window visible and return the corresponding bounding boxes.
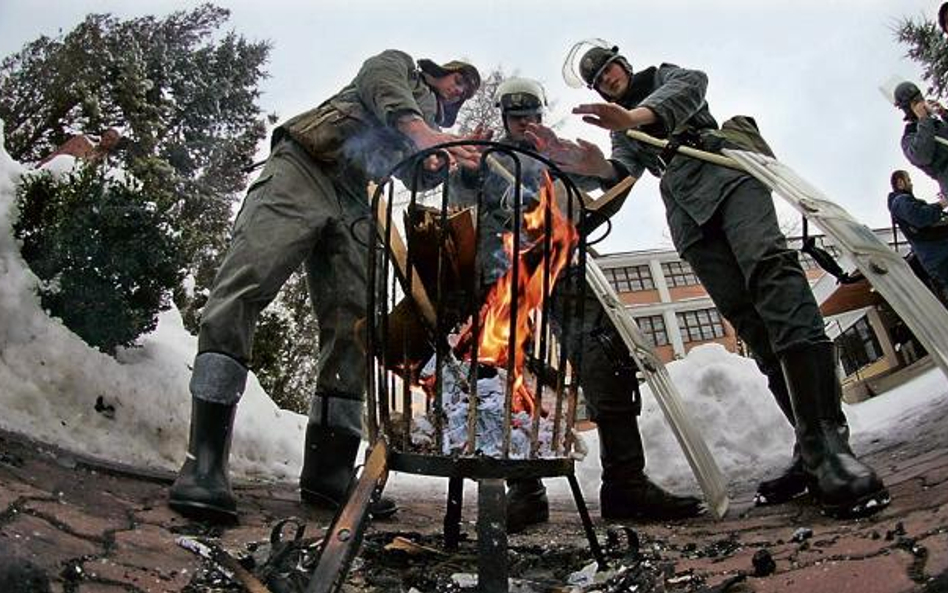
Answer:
[604,265,654,292]
[662,260,700,287]
[799,253,819,271]
[676,308,725,343]
[635,314,669,347]
[836,317,884,376]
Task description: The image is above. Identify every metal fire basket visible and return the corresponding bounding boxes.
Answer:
[310,141,606,593]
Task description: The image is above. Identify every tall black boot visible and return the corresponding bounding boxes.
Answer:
[299,424,397,519]
[597,418,703,520]
[755,364,807,505]
[168,398,238,523]
[506,478,549,534]
[782,342,889,518]
[755,445,806,506]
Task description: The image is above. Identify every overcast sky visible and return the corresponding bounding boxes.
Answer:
[0,0,939,253]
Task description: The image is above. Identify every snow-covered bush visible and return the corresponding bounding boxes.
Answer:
[13,164,182,352]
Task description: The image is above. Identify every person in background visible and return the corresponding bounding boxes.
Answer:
[895,81,948,198]
[888,169,948,297]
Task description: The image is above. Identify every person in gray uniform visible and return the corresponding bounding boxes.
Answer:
[459,77,702,532]
[529,40,889,518]
[168,50,482,522]
[896,81,948,199]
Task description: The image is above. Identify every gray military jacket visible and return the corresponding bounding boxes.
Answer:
[902,117,948,197]
[609,64,752,252]
[277,49,444,187]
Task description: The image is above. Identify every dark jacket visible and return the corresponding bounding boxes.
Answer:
[607,64,754,252]
[902,116,948,197]
[276,49,444,186]
[888,188,948,286]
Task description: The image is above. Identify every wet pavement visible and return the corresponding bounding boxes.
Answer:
[2,414,948,592]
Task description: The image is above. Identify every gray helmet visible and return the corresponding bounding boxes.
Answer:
[562,38,634,102]
[495,77,547,118]
[579,46,623,88]
[894,81,923,110]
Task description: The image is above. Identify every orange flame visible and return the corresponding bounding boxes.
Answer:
[467,170,578,414]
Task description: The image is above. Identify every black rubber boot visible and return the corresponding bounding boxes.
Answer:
[755,365,808,505]
[755,445,807,506]
[597,418,703,521]
[168,398,238,523]
[601,476,704,520]
[299,424,397,519]
[782,342,890,518]
[506,478,549,534]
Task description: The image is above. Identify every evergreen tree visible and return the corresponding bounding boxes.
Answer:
[0,3,273,325]
[14,166,182,353]
[897,13,948,97]
[0,5,324,411]
[455,67,506,139]
[250,272,319,414]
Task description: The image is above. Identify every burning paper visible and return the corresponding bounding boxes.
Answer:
[410,353,569,459]
[403,170,582,459]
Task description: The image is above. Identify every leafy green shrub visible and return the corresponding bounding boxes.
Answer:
[14,165,182,353]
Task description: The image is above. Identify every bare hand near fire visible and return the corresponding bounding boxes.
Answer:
[523,123,580,164]
[399,117,482,171]
[467,124,494,142]
[435,125,493,171]
[524,123,610,177]
[572,103,638,131]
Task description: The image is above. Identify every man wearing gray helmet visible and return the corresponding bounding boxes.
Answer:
[528,40,889,519]
[896,81,948,198]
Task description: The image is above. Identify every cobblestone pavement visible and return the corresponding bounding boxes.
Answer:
[2,413,948,592]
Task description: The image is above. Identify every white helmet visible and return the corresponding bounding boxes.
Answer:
[495,77,547,118]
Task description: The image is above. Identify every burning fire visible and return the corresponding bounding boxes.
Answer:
[460,170,578,415]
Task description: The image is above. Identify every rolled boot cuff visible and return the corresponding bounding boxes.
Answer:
[190,352,248,405]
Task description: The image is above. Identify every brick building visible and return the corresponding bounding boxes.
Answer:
[593,228,936,402]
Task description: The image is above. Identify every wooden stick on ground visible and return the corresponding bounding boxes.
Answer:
[176,537,272,593]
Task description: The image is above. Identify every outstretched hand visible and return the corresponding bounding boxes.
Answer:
[572,103,638,131]
[524,123,612,178]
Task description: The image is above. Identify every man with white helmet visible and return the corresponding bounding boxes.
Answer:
[464,76,703,532]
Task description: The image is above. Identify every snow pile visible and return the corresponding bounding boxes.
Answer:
[642,344,795,487]
[0,123,305,481]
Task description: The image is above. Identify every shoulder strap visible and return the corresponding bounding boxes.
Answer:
[800,217,860,284]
